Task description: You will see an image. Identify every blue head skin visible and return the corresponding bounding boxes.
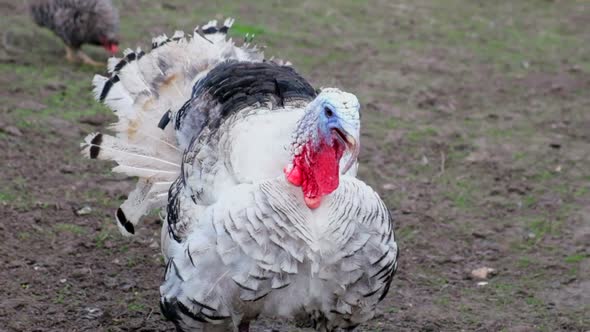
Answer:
[291,88,361,174]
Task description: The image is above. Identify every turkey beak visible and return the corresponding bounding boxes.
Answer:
[331,123,359,174]
[342,133,359,174]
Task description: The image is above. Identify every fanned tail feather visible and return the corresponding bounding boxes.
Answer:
[82,18,265,236]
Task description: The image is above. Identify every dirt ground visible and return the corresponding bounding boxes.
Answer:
[1,0,589,331]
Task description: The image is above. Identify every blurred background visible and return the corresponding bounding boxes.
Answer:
[0,0,588,331]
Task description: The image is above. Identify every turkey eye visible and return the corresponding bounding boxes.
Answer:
[324,107,334,118]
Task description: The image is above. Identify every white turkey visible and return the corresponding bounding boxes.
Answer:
[82,18,399,332]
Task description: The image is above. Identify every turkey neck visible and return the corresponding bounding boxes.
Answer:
[225,107,305,182]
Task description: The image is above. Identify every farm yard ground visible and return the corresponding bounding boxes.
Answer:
[1,0,589,331]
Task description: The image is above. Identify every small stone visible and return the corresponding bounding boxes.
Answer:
[120,280,136,291]
[382,183,396,191]
[71,268,92,278]
[60,278,67,283]
[471,267,497,280]
[82,307,103,319]
[17,100,47,111]
[75,206,92,216]
[421,155,429,165]
[471,231,490,239]
[2,126,23,137]
[476,281,488,287]
[60,166,74,174]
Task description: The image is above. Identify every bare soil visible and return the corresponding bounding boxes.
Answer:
[1,1,589,331]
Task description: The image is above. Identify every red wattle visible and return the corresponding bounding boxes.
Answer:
[287,139,345,209]
[285,164,303,186]
[304,196,322,209]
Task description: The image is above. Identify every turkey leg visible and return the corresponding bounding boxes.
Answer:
[65,45,76,63]
[77,50,103,67]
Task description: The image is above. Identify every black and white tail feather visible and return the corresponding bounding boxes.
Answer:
[81,18,267,236]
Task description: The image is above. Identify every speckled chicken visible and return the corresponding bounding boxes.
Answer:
[30,0,119,66]
[82,18,398,331]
